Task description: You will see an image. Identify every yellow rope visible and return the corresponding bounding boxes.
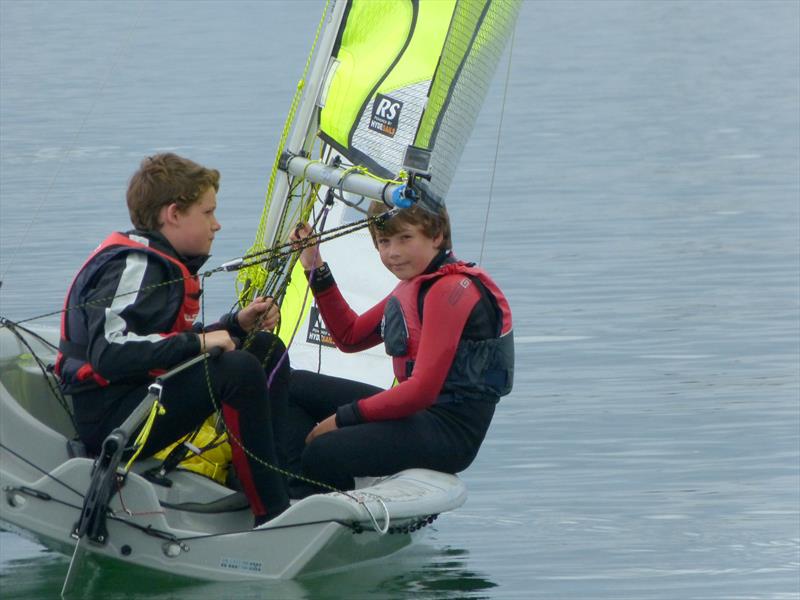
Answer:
[124,399,166,472]
[340,164,405,187]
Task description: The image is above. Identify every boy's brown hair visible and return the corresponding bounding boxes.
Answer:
[367,201,452,250]
[126,153,220,231]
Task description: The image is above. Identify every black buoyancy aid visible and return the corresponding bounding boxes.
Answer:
[382,261,514,401]
[55,232,200,389]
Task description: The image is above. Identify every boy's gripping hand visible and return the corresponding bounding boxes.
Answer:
[198,330,236,354]
[238,296,280,332]
[289,222,323,271]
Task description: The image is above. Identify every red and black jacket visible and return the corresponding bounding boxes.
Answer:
[381,260,514,399]
[307,251,514,427]
[55,231,205,394]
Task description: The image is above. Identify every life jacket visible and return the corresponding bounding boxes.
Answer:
[151,415,231,485]
[382,261,514,401]
[55,232,200,390]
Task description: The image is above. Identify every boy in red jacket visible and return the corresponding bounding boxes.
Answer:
[287,202,514,496]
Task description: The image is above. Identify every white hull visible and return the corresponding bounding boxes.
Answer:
[0,324,466,580]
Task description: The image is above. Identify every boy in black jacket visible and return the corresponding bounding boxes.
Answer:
[56,153,289,526]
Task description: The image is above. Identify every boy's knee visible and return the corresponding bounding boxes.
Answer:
[216,351,268,403]
[301,442,354,491]
[247,331,286,356]
[219,349,262,377]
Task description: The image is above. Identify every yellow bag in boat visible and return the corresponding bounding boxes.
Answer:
[152,415,231,485]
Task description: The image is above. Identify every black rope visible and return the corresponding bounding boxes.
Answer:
[0,442,85,499]
[5,477,435,543]
[5,216,379,327]
[177,513,440,542]
[0,318,76,430]
[233,215,377,273]
[0,318,59,351]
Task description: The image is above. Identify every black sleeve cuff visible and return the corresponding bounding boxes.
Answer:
[306,262,336,294]
[335,401,364,427]
[185,331,203,355]
[218,310,248,339]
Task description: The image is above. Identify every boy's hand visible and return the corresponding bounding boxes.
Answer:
[237,296,279,332]
[198,330,236,354]
[289,222,323,271]
[305,414,338,444]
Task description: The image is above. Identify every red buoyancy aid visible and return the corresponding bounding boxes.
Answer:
[56,232,200,389]
[382,262,514,401]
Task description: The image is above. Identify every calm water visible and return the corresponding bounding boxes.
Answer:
[1,1,799,599]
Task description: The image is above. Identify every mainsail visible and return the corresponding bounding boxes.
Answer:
[240,0,519,385]
[318,0,520,206]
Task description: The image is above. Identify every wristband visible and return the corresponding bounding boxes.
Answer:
[306,262,335,293]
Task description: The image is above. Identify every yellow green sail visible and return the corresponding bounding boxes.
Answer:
[319,0,520,204]
[240,0,520,369]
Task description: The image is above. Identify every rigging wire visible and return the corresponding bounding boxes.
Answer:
[3,218,374,327]
[478,22,517,266]
[0,317,76,427]
[2,443,412,540]
[0,442,85,500]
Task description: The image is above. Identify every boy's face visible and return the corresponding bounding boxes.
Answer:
[163,186,221,257]
[375,222,442,280]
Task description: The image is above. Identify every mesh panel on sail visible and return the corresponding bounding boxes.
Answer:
[417,0,520,206]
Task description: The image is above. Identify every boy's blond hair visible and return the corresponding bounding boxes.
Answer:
[126,153,220,231]
[367,201,452,250]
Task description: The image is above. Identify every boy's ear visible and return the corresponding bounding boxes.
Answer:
[160,202,180,227]
[433,231,444,248]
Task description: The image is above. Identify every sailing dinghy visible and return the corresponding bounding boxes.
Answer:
[0,0,519,586]
[1,323,466,581]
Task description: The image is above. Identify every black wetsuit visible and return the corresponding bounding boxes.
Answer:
[57,230,289,520]
[285,251,512,495]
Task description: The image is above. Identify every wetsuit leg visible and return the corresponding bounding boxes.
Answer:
[285,370,381,495]
[136,345,289,520]
[289,369,382,420]
[301,402,496,492]
[76,333,290,521]
[241,332,291,475]
[72,383,151,454]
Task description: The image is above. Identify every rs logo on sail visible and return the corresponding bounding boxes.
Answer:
[369,93,402,138]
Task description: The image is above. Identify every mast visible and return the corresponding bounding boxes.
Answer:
[260,0,349,249]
